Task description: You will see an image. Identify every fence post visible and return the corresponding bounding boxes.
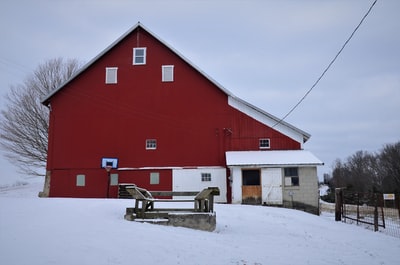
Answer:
[374,193,378,232]
[397,193,400,221]
[335,188,342,221]
[356,193,360,225]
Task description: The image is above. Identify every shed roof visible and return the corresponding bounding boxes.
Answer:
[41,22,310,143]
[226,150,323,167]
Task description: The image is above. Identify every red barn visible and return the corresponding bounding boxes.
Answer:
[40,23,322,213]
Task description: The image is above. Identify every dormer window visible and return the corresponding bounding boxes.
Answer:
[105,67,118,84]
[133,47,146,65]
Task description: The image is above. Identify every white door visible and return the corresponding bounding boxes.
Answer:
[261,168,283,205]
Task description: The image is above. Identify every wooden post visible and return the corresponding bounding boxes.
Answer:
[397,193,400,221]
[380,194,385,229]
[335,188,342,221]
[356,193,359,225]
[374,193,379,232]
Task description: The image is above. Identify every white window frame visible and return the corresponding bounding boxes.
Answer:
[105,67,118,84]
[146,139,157,150]
[201,173,212,182]
[259,138,270,149]
[162,65,174,82]
[133,47,146,65]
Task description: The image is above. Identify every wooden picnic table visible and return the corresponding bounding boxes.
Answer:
[125,185,220,219]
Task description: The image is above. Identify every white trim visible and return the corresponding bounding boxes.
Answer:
[162,65,174,82]
[145,139,157,150]
[105,67,118,84]
[117,166,225,171]
[228,96,309,146]
[226,150,323,167]
[259,138,270,149]
[133,47,147,65]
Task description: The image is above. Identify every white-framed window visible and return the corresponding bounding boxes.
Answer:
[162,65,174,82]
[133,47,146,65]
[150,172,160,185]
[105,67,118,84]
[284,167,299,186]
[76,174,85,186]
[146,139,157,150]
[110,173,118,186]
[259,138,270,149]
[201,173,211,182]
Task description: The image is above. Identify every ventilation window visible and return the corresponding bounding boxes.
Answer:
[162,65,174,82]
[76,174,85,186]
[150,172,160,185]
[105,67,118,84]
[259,138,270,149]
[201,173,211,182]
[133,47,146,65]
[110,173,118,186]
[146,139,157,150]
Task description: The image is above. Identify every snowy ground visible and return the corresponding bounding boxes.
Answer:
[0,178,399,265]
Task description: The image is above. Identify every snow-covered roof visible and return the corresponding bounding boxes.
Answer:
[226,150,323,167]
[41,22,310,144]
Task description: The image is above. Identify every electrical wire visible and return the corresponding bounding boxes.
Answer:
[272,0,378,128]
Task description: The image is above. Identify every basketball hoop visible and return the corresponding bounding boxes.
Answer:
[101,158,118,198]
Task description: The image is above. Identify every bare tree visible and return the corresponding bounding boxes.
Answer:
[331,158,349,189]
[0,58,81,176]
[379,141,400,192]
[329,141,400,194]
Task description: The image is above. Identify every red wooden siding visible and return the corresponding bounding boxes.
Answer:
[45,26,304,198]
[49,169,172,198]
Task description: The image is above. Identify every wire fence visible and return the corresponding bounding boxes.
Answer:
[334,189,400,238]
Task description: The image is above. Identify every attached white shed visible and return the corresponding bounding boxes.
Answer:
[226,150,323,214]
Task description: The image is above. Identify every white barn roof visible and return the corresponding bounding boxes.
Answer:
[226,150,323,167]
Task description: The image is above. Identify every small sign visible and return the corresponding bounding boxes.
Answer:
[383,194,395,200]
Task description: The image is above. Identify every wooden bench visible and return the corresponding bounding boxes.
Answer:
[125,185,220,219]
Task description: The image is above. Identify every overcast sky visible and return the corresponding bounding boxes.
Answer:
[1,0,399,183]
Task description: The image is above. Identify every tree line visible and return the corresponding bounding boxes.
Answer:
[323,141,400,201]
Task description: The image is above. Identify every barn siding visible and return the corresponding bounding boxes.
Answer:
[44,25,308,198]
[172,168,227,203]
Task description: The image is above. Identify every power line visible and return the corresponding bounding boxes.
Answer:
[272,0,378,128]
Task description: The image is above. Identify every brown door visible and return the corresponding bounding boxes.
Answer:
[242,169,261,204]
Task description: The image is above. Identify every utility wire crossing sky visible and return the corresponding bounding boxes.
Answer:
[0,0,399,183]
[273,0,378,128]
